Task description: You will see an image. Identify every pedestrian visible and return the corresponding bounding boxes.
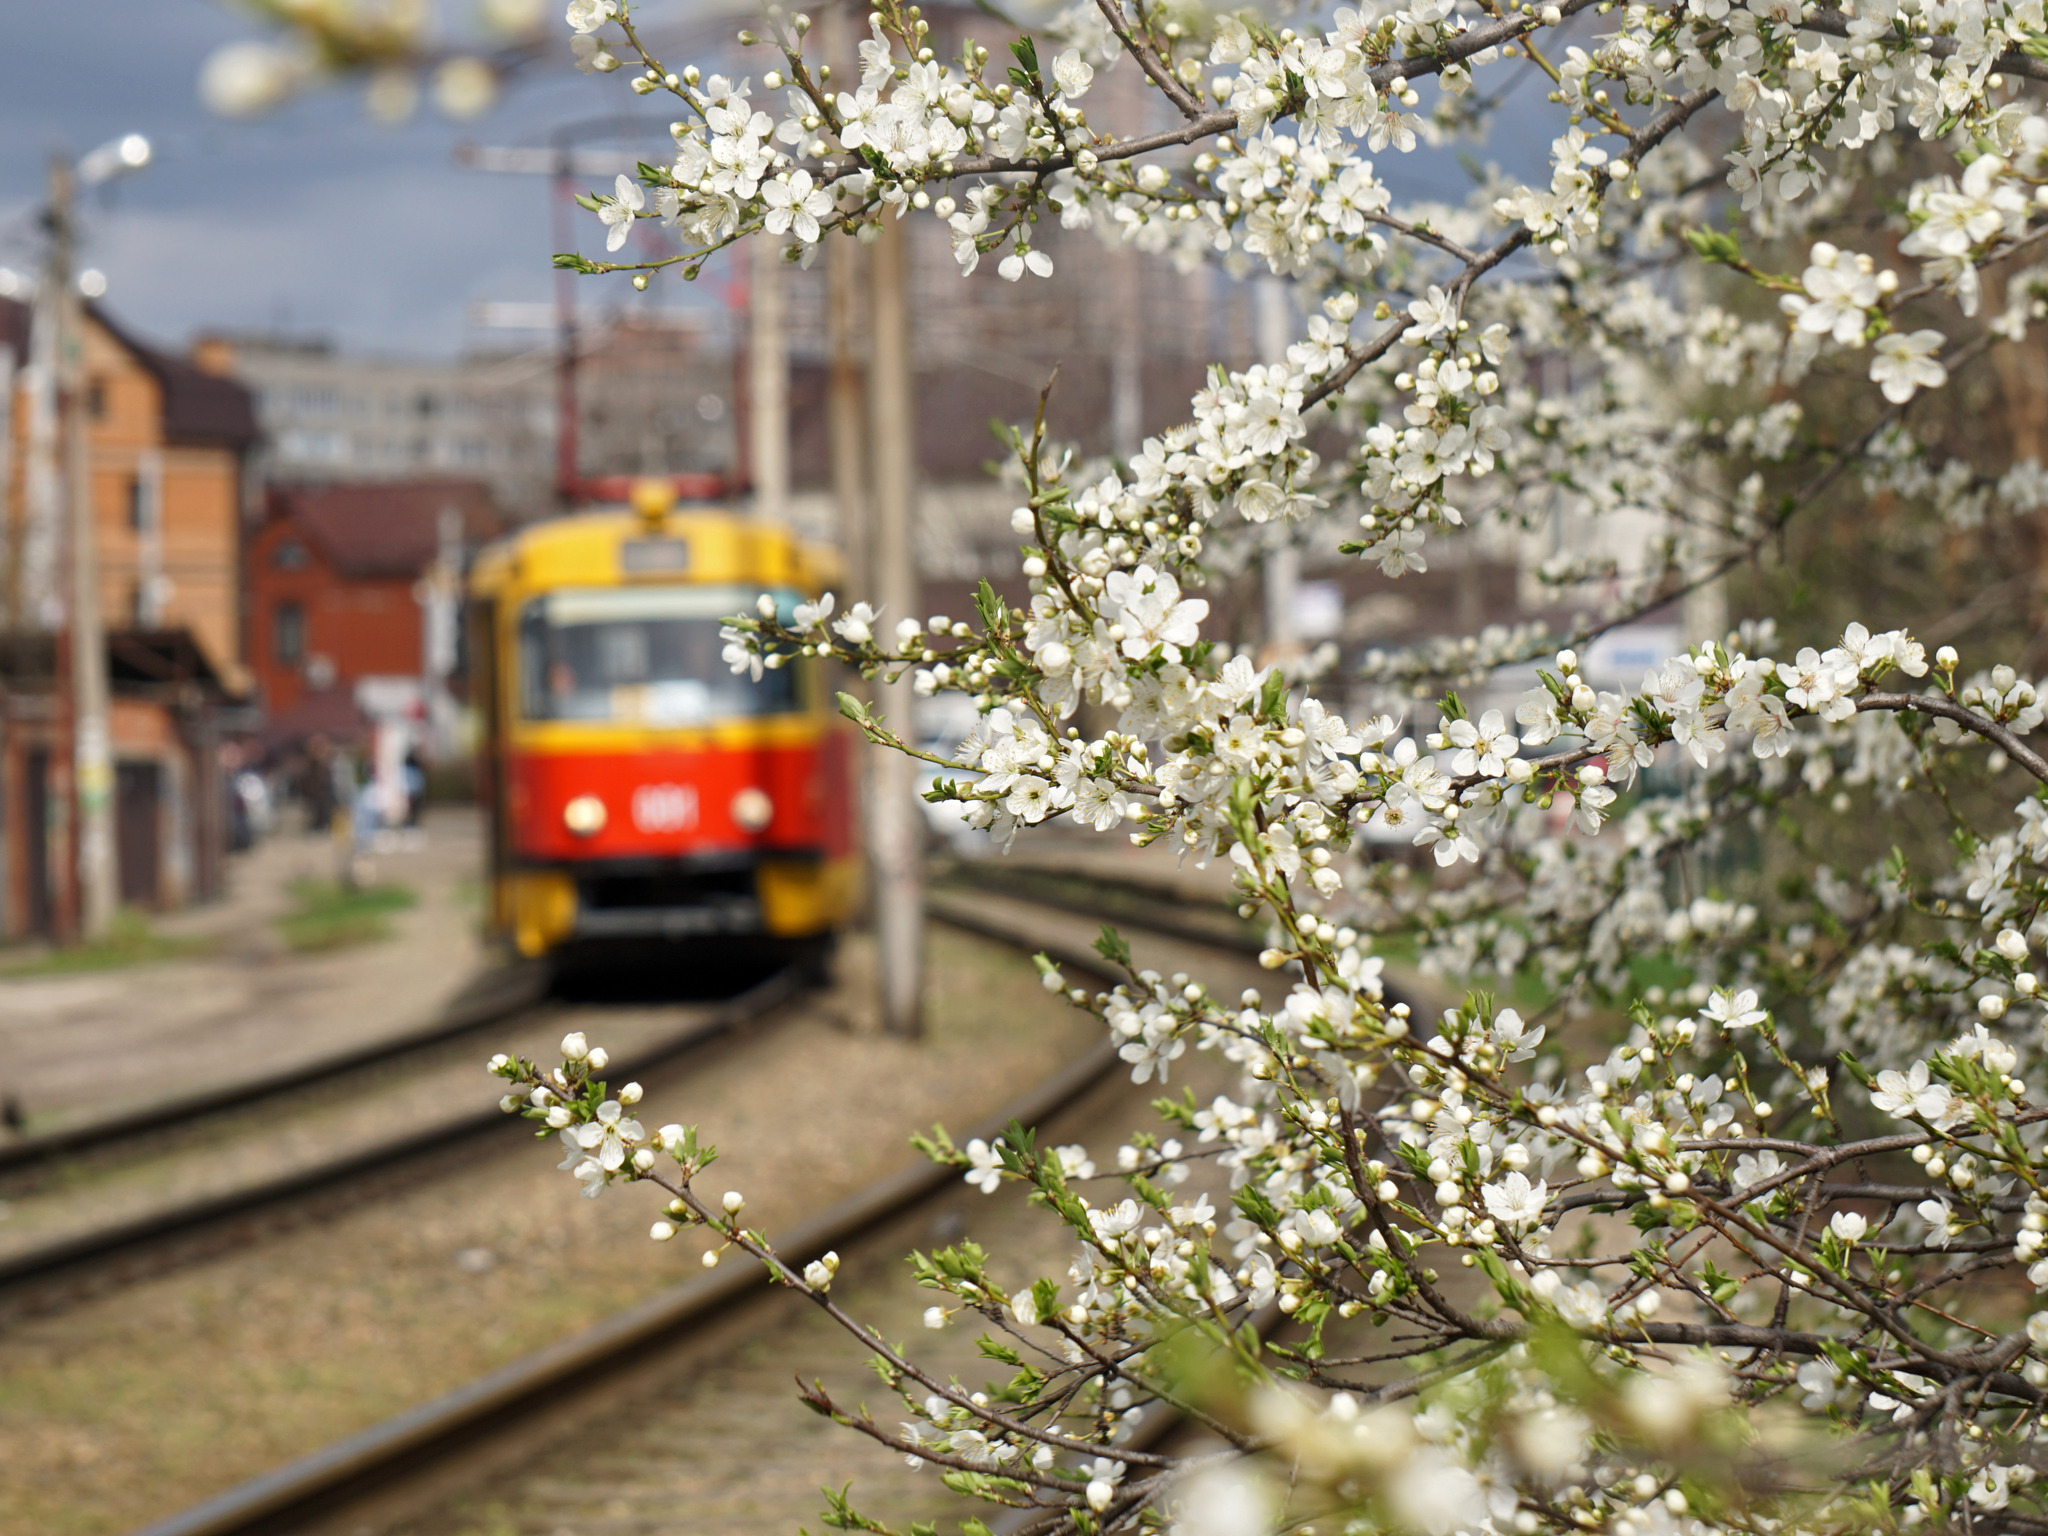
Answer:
[301,735,337,833]
[403,748,427,828]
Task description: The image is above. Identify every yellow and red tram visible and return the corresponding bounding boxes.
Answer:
[467,486,855,963]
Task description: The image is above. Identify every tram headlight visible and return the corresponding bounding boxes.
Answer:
[563,794,608,837]
[730,786,774,832]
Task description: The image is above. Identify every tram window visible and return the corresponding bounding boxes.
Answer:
[517,585,801,724]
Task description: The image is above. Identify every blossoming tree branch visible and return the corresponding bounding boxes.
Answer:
[481,0,2048,1530]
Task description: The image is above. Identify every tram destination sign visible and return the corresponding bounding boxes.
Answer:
[621,538,690,574]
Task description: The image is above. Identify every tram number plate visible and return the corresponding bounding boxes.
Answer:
[631,782,699,834]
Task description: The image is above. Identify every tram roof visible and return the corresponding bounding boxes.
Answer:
[469,508,837,598]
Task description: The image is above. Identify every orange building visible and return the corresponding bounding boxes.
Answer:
[0,297,255,937]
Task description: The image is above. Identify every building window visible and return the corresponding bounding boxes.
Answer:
[274,601,305,666]
[128,476,147,532]
[86,378,108,419]
[272,540,309,571]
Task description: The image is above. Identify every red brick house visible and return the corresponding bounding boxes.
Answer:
[247,479,503,745]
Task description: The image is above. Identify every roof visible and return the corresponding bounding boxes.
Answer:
[92,305,258,447]
[0,297,258,448]
[0,627,233,700]
[257,684,369,753]
[266,479,506,581]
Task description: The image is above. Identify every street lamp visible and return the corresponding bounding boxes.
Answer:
[77,134,151,188]
[48,132,152,941]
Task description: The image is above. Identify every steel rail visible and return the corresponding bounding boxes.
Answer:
[127,912,1137,1536]
[0,960,551,1175]
[0,970,799,1299]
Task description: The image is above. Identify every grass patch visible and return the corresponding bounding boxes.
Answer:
[0,910,210,977]
[277,879,417,953]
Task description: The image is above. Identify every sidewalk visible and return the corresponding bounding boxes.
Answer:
[0,807,495,1137]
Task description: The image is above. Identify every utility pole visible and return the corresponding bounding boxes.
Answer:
[1256,277,1300,663]
[822,0,868,587]
[826,232,868,588]
[748,233,789,522]
[867,213,922,1038]
[551,138,582,505]
[48,155,116,941]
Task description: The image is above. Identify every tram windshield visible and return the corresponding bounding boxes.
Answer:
[517,585,801,725]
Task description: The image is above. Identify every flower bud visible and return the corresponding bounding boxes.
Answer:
[1937,646,1960,669]
[587,1047,610,1071]
[1981,993,2009,1021]
[632,1147,655,1170]
[923,1305,948,1329]
[650,1220,677,1241]
[487,1053,512,1073]
[702,1248,720,1267]
[723,1190,746,1213]
[619,1081,644,1105]
[561,1032,589,1061]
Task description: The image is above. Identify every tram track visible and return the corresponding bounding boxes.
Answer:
[0,969,798,1311]
[108,870,1405,1536]
[127,907,1158,1536]
[0,960,551,1178]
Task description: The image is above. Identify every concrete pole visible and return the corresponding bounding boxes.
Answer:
[867,213,923,1038]
[0,342,14,627]
[135,447,164,625]
[826,233,869,589]
[748,233,789,523]
[50,156,117,940]
[1255,277,1299,661]
[1108,249,1142,460]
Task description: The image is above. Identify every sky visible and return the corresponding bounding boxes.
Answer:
[0,2,1562,365]
[0,0,717,359]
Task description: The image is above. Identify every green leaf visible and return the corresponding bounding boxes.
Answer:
[973,577,1006,634]
[1259,666,1288,723]
[1031,1275,1061,1319]
[1093,927,1133,969]
[1682,225,1744,265]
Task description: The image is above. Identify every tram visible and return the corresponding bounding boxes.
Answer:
[467,482,856,965]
